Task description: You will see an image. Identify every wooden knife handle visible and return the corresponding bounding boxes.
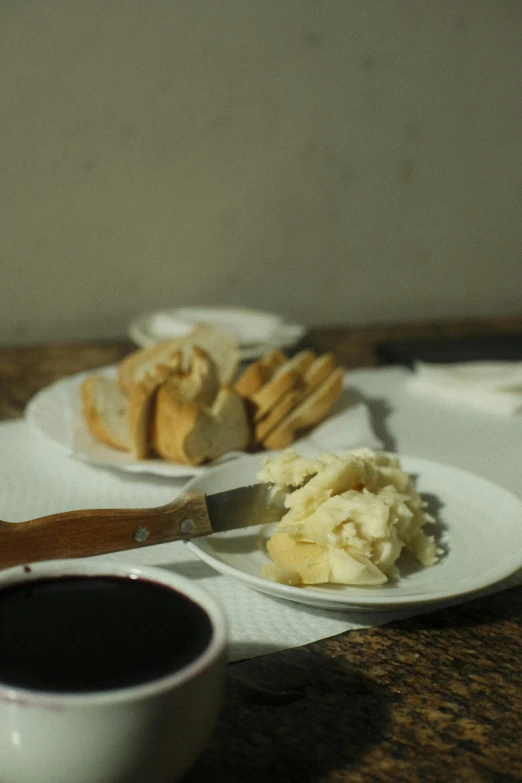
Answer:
[0,493,212,570]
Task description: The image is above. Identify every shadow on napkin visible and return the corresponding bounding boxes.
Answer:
[343,387,396,452]
[154,560,220,580]
[296,392,385,455]
[185,645,391,782]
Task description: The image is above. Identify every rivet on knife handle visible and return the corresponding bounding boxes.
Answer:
[0,492,213,570]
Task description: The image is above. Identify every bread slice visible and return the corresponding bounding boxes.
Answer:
[118,323,239,396]
[234,350,288,398]
[254,352,336,443]
[262,367,345,450]
[161,346,219,407]
[303,351,337,389]
[153,386,251,465]
[126,346,220,460]
[81,375,130,451]
[250,350,316,422]
[127,366,172,460]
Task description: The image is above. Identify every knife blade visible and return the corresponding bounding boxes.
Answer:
[0,484,285,570]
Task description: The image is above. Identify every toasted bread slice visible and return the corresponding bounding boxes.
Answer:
[303,352,337,389]
[234,350,288,398]
[262,367,344,450]
[153,386,251,465]
[254,352,336,443]
[250,350,316,422]
[81,375,130,451]
[118,323,239,395]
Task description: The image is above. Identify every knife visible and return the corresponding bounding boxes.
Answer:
[0,484,285,570]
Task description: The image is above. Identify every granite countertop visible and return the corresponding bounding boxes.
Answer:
[1,317,521,782]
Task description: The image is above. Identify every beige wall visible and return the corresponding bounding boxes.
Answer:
[1,1,521,345]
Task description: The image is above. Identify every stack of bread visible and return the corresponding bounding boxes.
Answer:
[81,324,345,466]
[235,348,344,450]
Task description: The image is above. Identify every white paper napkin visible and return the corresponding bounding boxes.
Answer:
[0,418,394,663]
[4,382,522,663]
[408,361,522,415]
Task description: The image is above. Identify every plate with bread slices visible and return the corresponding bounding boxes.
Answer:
[128,306,307,360]
[26,324,348,477]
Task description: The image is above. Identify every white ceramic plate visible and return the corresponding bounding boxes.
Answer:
[185,454,522,611]
[128,307,307,360]
[25,366,247,479]
[25,364,381,479]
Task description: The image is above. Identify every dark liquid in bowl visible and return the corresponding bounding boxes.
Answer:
[0,575,213,693]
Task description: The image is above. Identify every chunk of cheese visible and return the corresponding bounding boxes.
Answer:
[259,449,439,587]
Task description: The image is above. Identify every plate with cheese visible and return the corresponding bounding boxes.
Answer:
[185,449,522,611]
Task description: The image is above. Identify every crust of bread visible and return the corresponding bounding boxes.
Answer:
[234,350,287,398]
[254,352,337,443]
[254,387,304,443]
[303,352,336,389]
[250,350,316,421]
[127,366,171,460]
[126,346,220,460]
[262,367,345,450]
[81,375,130,451]
[153,385,251,465]
[152,386,199,464]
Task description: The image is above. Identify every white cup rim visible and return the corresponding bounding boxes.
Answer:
[0,559,227,706]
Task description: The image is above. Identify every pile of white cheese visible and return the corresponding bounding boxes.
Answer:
[258,448,439,587]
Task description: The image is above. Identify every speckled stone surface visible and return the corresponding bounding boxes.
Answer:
[1,319,522,782]
[185,588,522,782]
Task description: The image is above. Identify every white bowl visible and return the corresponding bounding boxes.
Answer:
[0,559,227,783]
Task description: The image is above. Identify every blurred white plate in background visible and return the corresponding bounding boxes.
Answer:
[128,306,306,360]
